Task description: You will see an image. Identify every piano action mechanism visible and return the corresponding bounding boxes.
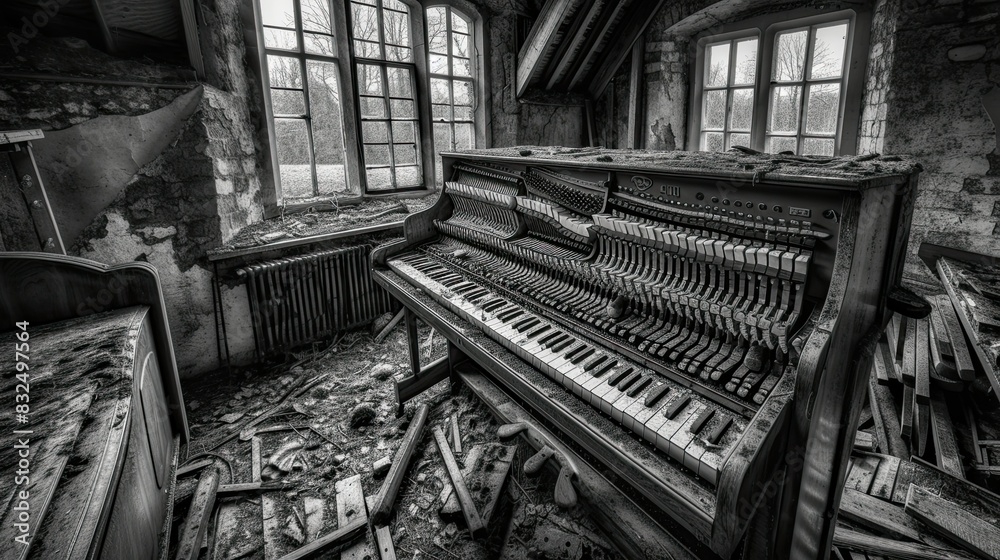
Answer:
[372,147,921,558]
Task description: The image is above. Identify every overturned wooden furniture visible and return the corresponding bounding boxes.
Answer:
[0,252,188,559]
[372,147,922,558]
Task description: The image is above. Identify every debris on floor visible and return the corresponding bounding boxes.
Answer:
[175,323,617,559]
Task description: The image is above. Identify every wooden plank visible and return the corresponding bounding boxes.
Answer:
[336,475,371,560]
[625,35,645,149]
[252,437,262,483]
[375,526,397,560]
[855,431,876,453]
[441,444,516,525]
[262,493,284,559]
[588,0,669,98]
[450,413,463,454]
[915,319,931,403]
[276,518,366,560]
[370,403,429,524]
[905,485,1000,560]
[89,0,117,52]
[901,386,914,439]
[565,0,630,91]
[175,468,220,560]
[915,398,929,458]
[542,0,609,89]
[515,0,585,97]
[840,487,933,544]
[433,426,486,538]
[834,527,978,560]
[928,395,963,481]
[891,460,918,505]
[930,303,955,359]
[934,294,977,381]
[846,454,880,493]
[374,308,405,343]
[902,317,917,386]
[868,454,901,500]
[869,374,908,459]
[873,342,891,384]
[179,0,206,79]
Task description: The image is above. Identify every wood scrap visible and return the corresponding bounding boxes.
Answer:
[371,402,429,525]
[869,374,908,459]
[175,468,220,560]
[933,294,977,381]
[432,425,486,538]
[373,456,392,478]
[276,517,367,560]
[336,475,371,560]
[375,525,397,560]
[846,454,880,493]
[840,488,933,544]
[901,386,914,439]
[441,444,516,526]
[929,394,964,479]
[867,454,901,501]
[905,484,1000,560]
[374,308,406,344]
[176,458,214,477]
[915,319,931,404]
[451,413,463,454]
[873,340,891,384]
[902,316,917,386]
[915,397,929,458]
[833,526,977,560]
[216,481,292,496]
[252,437,262,483]
[855,431,876,453]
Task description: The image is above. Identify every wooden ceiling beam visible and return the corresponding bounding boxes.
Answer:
[89,0,116,53]
[515,0,586,98]
[588,0,667,99]
[543,0,608,91]
[565,0,629,92]
[179,0,206,80]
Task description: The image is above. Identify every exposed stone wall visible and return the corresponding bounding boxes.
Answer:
[857,0,899,155]
[879,0,1000,279]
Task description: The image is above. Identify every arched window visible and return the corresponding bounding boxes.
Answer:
[426,5,476,183]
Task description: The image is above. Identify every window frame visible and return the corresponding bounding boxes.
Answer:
[687,7,871,156]
[248,0,488,211]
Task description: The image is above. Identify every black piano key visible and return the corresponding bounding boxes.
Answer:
[497,308,525,322]
[525,324,551,339]
[617,371,642,392]
[539,331,565,346]
[563,344,589,363]
[582,354,607,372]
[594,360,618,377]
[568,347,595,365]
[707,415,733,444]
[689,407,716,434]
[664,395,691,419]
[608,367,634,386]
[513,317,540,332]
[549,336,575,352]
[644,383,670,407]
[482,299,508,312]
[626,376,652,397]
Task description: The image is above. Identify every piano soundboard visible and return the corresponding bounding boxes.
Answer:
[373,147,921,557]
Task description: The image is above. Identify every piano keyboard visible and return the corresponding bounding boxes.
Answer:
[389,252,753,486]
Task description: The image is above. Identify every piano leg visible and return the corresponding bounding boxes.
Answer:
[392,307,453,416]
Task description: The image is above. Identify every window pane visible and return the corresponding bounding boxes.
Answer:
[452,12,469,34]
[434,123,451,153]
[769,85,801,133]
[733,38,757,85]
[275,118,312,198]
[300,0,332,34]
[268,55,302,88]
[803,137,835,156]
[396,166,422,187]
[453,57,471,77]
[261,0,295,27]
[706,42,730,87]
[703,132,724,152]
[455,123,474,150]
[430,78,450,103]
[360,96,385,118]
[805,83,840,135]
[351,3,380,44]
[306,61,348,194]
[810,23,848,79]
[383,9,410,46]
[453,33,469,58]
[430,53,449,74]
[394,144,417,165]
[357,64,382,95]
[453,81,472,105]
[703,90,726,130]
[773,30,807,81]
[391,99,414,118]
[387,67,412,97]
[428,8,449,54]
[768,136,797,154]
[366,167,392,190]
[270,89,305,115]
[729,133,750,149]
[729,88,753,132]
[304,32,334,55]
[387,46,412,63]
[365,144,391,165]
[454,106,473,120]
[432,104,450,120]
[383,0,407,11]
[363,121,389,142]
[264,27,298,51]
[355,40,381,58]
[392,121,415,143]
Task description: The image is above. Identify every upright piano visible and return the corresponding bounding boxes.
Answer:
[372,147,922,558]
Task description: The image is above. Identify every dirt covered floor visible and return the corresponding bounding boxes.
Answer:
[175,317,620,560]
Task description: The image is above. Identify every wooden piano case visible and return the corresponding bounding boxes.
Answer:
[0,253,188,559]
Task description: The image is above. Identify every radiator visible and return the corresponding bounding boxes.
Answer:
[237,245,394,359]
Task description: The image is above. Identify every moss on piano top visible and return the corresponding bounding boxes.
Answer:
[453,146,923,183]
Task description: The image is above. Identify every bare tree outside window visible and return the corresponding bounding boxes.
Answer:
[700,36,758,152]
[427,5,476,184]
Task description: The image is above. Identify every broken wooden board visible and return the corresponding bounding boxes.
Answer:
[176,468,220,560]
[441,443,516,527]
[933,293,977,381]
[929,394,964,479]
[834,526,978,560]
[840,488,933,544]
[901,316,918,386]
[901,386,915,439]
[846,454,881,493]
[860,453,901,501]
[212,497,263,560]
[336,475,372,560]
[433,425,486,538]
[371,402,429,525]
[869,374,909,459]
[905,485,1000,560]
[262,491,287,559]
[855,431,876,453]
[374,525,397,560]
